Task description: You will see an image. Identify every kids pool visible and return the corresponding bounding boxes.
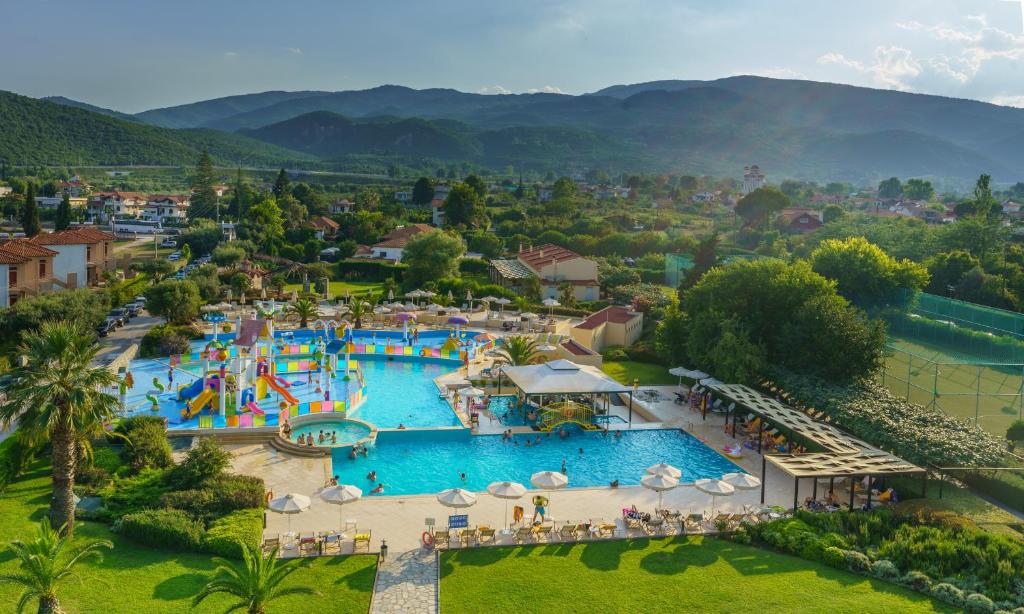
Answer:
[288,420,372,447]
[330,428,742,495]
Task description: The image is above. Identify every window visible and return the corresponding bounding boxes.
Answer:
[39,259,46,277]
[9,268,16,286]
[86,246,92,261]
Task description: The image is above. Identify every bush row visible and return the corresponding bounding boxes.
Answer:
[115,507,265,559]
[0,436,35,493]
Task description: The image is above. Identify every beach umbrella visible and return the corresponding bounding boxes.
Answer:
[694,478,735,517]
[495,297,511,313]
[530,471,568,490]
[447,289,455,303]
[722,472,761,490]
[268,493,311,536]
[373,305,391,314]
[487,481,527,532]
[646,463,683,480]
[520,312,539,320]
[437,488,477,509]
[321,485,362,534]
[466,290,474,307]
[542,297,560,316]
[641,473,680,511]
[448,315,469,336]
[427,303,444,312]
[669,367,690,388]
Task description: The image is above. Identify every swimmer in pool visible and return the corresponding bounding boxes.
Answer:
[331,432,337,444]
[367,470,377,482]
[371,483,384,494]
[460,472,466,481]
[579,447,584,455]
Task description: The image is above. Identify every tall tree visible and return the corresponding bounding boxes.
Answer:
[354,188,380,211]
[21,182,41,237]
[189,150,218,221]
[464,174,487,199]
[877,177,903,199]
[0,321,120,537]
[272,169,290,200]
[229,167,251,218]
[239,198,285,254]
[734,186,789,229]
[496,335,545,365]
[552,176,576,199]
[54,192,72,231]
[442,183,484,228]
[402,231,465,285]
[3,519,113,614]
[903,178,934,201]
[411,177,435,206]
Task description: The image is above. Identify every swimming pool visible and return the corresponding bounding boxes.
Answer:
[330,428,742,495]
[289,420,371,447]
[351,357,460,428]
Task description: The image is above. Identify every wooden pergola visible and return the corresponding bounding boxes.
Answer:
[705,383,926,510]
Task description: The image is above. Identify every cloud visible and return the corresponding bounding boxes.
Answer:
[992,94,1024,107]
[287,47,302,55]
[818,46,921,90]
[223,51,238,58]
[754,67,807,80]
[477,85,512,95]
[526,85,564,94]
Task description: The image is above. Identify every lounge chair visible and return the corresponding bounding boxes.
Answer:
[514,526,535,544]
[459,527,477,548]
[559,523,579,542]
[685,514,704,534]
[353,531,371,553]
[598,522,617,537]
[646,515,665,535]
[535,524,553,542]
[298,535,319,557]
[321,533,342,555]
[262,535,280,555]
[478,526,495,545]
[433,528,450,550]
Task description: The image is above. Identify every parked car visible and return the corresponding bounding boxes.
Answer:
[124,303,141,317]
[160,239,177,248]
[108,308,129,326]
[134,295,147,304]
[95,319,116,337]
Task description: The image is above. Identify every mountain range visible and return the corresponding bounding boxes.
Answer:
[8,76,1024,183]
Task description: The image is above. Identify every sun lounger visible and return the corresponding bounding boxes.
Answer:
[559,523,579,542]
[353,531,371,553]
[321,533,342,555]
[298,535,319,556]
[685,514,704,534]
[514,526,535,544]
[535,524,553,542]
[478,526,495,545]
[432,528,450,550]
[459,527,477,548]
[262,535,280,555]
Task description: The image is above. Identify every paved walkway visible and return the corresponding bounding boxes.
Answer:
[370,549,437,614]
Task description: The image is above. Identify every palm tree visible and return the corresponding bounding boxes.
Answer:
[496,335,545,366]
[346,299,369,330]
[0,321,119,537]
[1,519,112,613]
[192,542,318,614]
[284,298,320,328]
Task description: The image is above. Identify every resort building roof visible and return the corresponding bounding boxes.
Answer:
[501,360,631,395]
[489,258,534,280]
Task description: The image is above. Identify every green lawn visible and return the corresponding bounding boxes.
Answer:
[0,462,376,613]
[601,360,677,386]
[283,280,384,298]
[440,538,952,613]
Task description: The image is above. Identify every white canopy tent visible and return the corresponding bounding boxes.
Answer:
[500,360,637,426]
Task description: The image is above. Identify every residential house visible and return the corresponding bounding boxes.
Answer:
[1003,200,1024,221]
[310,216,340,240]
[570,305,644,353]
[237,259,269,291]
[778,208,822,233]
[0,239,58,306]
[433,184,452,201]
[142,195,190,223]
[394,191,412,203]
[431,199,446,227]
[58,177,90,197]
[88,191,147,222]
[741,165,766,195]
[35,196,89,209]
[330,198,354,215]
[30,227,118,288]
[353,224,436,262]
[490,244,600,302]
[538,188,553,202]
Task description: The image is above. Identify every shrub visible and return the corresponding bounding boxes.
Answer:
[965,593,997,613]
[120,421,173,473]
[204,509,264,559]
[98,468,172,521]
[0,436,36,493]
[843,549,871,573]
[600,346,629,361]
[930,583,966,608]
[116,508,205,551]
[160,474,264,522]
[901,570,933,591]
[140,323,201,357]
[90,447,124,475]
[821,546,847,569]
[164,437,231,490]
[872,559,900,580]
[1007,420,1024,442]
[74,464,110,494]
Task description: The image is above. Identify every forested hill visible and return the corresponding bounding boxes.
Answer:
[0,91,315,167]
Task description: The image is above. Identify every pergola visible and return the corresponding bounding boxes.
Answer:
[500,360,634,427]
[705,383,926,510]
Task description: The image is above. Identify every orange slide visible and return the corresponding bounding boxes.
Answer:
[260,374,299,405]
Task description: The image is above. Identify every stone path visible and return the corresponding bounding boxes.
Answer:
[370,548,438,614]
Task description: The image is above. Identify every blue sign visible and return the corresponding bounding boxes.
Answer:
[203,312,226,323]
[448,514,468,529]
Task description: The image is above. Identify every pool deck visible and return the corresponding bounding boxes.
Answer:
[231,391,810,555]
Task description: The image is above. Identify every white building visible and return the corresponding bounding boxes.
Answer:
[431,199,446,227]
[355,224,436,262]
[142,195,190,223]
[394,191,412,203]
[88,191,147,222]
[741,165,766,195]
[330,198,354,215]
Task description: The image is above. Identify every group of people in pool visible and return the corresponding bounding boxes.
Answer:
[282,420,341,447]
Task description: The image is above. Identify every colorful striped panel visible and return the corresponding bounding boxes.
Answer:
[254,414,265,427]
[310,401,321,413]
[198,415,213,429]
[226,415,239,427]
[239,414,253,428]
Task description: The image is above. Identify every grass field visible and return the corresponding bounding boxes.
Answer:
[601,360,677,386]
[0,462,376,613]
[114,238,176,261]
[439,538,951,613]
[879,335,1024,436]
[283,280,384,298]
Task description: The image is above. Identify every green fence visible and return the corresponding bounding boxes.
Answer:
[664,253,693,288]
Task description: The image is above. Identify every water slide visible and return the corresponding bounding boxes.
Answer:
[260,374,299,405]
[183,388,216,419]
[245,402,266,415]
[178,377,204,401]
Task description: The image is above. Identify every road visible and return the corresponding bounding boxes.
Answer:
[95,312,162,365]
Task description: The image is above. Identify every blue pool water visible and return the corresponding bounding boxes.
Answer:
[288,420,371,447]
[331,428,742,495]
[350,357,460,428]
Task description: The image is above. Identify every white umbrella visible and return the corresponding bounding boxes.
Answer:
[373,305,391,314]
[542,297,560,316]
[530,471,568,490]
[480,295,498,303]
[406,290,424,298]
[641,473,680,511]
[447,289,455,302]
[421,290,437,298]
[487,481,527,532]
[495,297,511,313]
[694,478,735,517]
[520,312,539,320]
[722,472,761,490]
[427,303,444,312]
[437,488,477,509]
[646,463,683,480]
[321,485,362,534]
[268,493,311,536]
[387,288,394,301]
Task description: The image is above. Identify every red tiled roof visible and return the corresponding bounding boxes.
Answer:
[30,228,112,246]
[0,238,58,259]
[517,244,583,269]
[147,195,190,205]
[311,216,340,230]
[373,224,435,249]
[575,306,640,330]
[560,339,598,356]
[92,191,146,201]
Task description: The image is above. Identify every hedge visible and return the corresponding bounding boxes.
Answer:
[160,474,265,522]
[204,508,264,559]
[962,470,1024,516]
[115,508,205,551]
[884,311,1024,364]
[0,436,35,493]
[335,259,407,282]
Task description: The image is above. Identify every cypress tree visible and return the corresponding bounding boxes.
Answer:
[272,168,290,200]
[189,150,218,221]
[22,182,41,237]
[55,191,72,230]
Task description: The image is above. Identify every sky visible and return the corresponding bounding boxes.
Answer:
[1,0,1023,113]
